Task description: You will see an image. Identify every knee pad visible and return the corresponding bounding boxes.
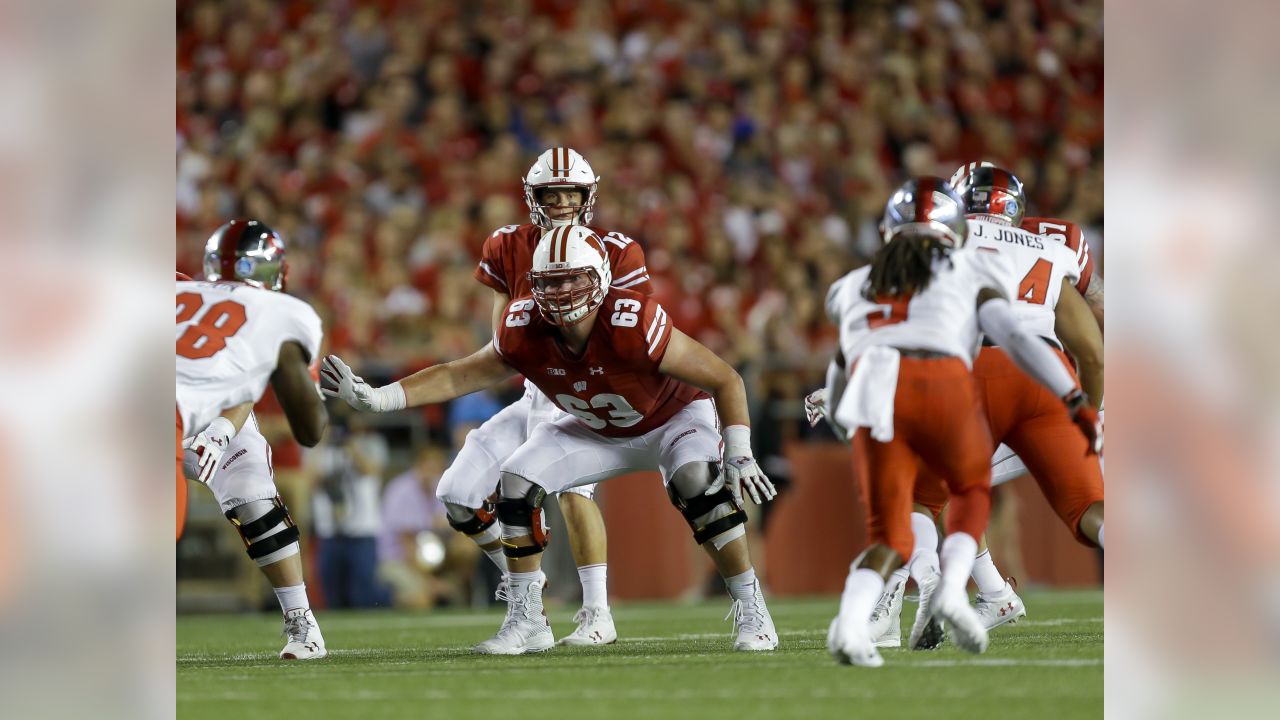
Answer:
[226,496,300,567]
[496,473,549,558]
[667,462,747,550]
[444,491,498,538]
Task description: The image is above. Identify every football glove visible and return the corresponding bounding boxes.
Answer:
[713,425,777,505]
[804,387,828,428]
[1064,389,1103,455]
[319,354,406,412]
[189,416,235,485]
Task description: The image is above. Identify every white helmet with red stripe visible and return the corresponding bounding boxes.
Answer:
[523,147,599,229]
[528,225,612,326]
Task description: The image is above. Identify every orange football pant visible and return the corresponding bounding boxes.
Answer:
[853,357,994,562]
[973,346,1103,544]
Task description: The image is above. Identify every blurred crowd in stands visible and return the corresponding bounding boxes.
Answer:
[176,0,1103,605]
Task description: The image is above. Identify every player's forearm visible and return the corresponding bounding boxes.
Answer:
[400,348,514,407]
[1076,360,1103,409]
[708,373,752,429]
[220,402,253,433]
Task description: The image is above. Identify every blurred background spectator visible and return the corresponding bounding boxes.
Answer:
[308,415,390,608]
[376,444,480,609]
[177,0,1104,599]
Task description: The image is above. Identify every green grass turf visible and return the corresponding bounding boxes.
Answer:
[178,590,1102,720]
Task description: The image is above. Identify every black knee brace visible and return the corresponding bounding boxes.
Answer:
[667,464,747,546]
[446,491,498,536]
[225,496,301,564]
[496,483,549,558]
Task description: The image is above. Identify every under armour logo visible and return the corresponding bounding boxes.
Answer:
[589,367,604,375]
[573,381,587,392]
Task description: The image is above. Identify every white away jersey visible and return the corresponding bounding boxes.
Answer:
[825,247,1018,368]
[967,219,1080,341]
[176,281,322,439]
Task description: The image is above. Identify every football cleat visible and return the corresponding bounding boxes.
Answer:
[934,585,990,654]
[907,568,946,650]
[726,580,778,651]
[974,579,1027,630]
[828,616,884,668]
[473,580,555,655]
[557,606,617,646]
[869,576,905,648]
[279,608,326,660]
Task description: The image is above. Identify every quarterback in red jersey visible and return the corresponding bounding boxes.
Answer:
[323,225,779,655]
[438,147,652,646]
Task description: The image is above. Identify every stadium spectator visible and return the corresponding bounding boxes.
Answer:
[376,444,480,609]
[307,416,390,608]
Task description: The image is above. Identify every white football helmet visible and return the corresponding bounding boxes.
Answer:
[948,160,996,191]
[523,147,600,229]
[528,225,612,326]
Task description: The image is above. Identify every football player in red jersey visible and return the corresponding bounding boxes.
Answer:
[436,147,652,645]
[323,225,779,655]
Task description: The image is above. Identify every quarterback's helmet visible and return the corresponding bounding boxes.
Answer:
[203,219,288,291]
[528,225,612,326]
[951,166,1026,226]
[880,176,970,248]
[523,147,599,229]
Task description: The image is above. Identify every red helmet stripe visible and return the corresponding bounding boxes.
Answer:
[219,220,243,280]
[560,147,570,176]
[558,226,569,263]
[916,180,936,222]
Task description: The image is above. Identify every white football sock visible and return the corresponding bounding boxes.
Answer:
[1097,524,1105,549]
[939,532,979,597]
[724,568,760,603]
[971,550,1007,595]
[274,583,310,614]
[839,568,887,626]
[577,563,608,609]
[907,512,940,581]
[508,570,542,595]
[483,547,507,576]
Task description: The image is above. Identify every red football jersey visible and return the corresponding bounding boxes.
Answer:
[1020,216,1095,295]
[474,224,652,298]
[492,287,709,438]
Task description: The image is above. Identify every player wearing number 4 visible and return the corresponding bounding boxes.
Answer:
[323,224,780,654]
[177,220,331,660]
[821,178,1101,667]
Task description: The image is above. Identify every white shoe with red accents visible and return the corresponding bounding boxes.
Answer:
[974,579,1027,630]
[279,609,327,660]
[727,581,778,651]
[558,606,617,646]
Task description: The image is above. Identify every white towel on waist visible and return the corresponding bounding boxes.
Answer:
[833,345,900,443]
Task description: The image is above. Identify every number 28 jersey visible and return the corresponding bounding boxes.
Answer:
[492,288,707,438]
[825,247,1018,368]
[176,280,323,438]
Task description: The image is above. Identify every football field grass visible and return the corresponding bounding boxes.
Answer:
[178,590,1102,720]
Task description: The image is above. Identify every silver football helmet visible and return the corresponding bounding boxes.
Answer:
[203,219,288,291]
[880,177,970,248]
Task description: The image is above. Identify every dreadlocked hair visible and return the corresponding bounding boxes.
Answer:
[862,233,954,301]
